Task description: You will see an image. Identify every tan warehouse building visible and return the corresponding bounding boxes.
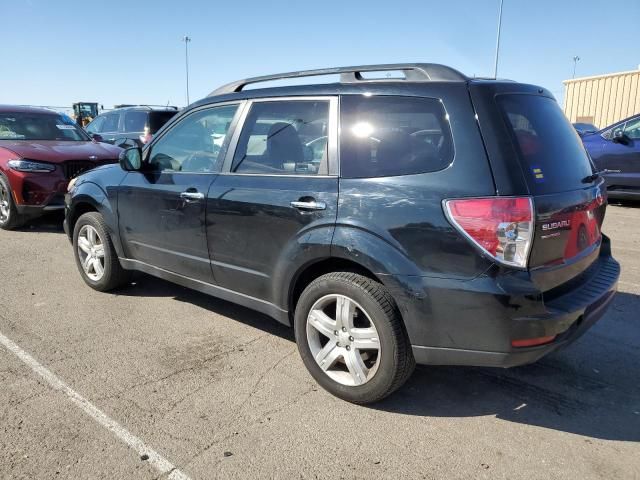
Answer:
[563,68,640,129]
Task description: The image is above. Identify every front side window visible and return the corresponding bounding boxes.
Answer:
[85,116,105,134]
[149,104,238,173]
[0,112,89,141]
[623,117,640,140]
[102,114,120,132]
[123,111,148,132]
[233,100,330,175]
[340,95,454,178]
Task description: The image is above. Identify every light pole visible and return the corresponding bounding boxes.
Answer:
[182,35,192,106]
[572,55,580,79]
[493,0,504,78]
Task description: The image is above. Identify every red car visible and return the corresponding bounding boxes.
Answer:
[0,105,121,229]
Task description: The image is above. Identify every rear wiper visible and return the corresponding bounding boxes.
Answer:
[582,169,621,183]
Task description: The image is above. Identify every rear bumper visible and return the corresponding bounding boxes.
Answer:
[412,285,616,367]
[391,244,620,367]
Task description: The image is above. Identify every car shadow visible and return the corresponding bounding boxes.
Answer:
[117,275,639,442]
[15,212,65,233]
[608,198,640,208]
[118,274,294,342]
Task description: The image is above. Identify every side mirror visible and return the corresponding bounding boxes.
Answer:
[612,130,628,144]
[91,133,104,142]
[119,147,143,171]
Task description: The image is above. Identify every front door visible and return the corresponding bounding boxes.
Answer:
[206,98,339,303]
[118,103,241,282]
[600,117,640,190]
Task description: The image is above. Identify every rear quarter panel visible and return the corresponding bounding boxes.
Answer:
[335,85,496,279]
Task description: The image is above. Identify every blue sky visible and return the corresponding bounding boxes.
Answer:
[2,0,638,110]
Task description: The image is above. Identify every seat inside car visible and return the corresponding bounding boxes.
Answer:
[266,122,304,171]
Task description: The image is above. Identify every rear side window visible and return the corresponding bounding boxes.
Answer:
[102,113,120,132]
[497,94,593,194]
[340,96,453,178]
[123,111,147,132]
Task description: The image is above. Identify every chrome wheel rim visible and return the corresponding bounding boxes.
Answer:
[0,182,10,223]
[77,225,105,281]
[306,294,381,386]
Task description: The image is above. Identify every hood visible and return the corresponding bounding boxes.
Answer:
[0,140,122,164]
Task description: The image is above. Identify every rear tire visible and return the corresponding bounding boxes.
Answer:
[294,272,415,404]
[0,175,26,230]
[73,212,130,291]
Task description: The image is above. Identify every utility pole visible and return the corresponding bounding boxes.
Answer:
[493,0,504,78]
[572,55,580,79]
[182,35,192,105]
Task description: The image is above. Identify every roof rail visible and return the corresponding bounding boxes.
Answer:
[113,104,178,110]
[208,63,467,96]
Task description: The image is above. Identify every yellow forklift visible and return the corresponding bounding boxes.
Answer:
[72,102,101,127]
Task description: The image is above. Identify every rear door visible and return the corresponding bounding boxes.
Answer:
[118,103,241,282]
[471,84,607,289]
[206,97,339,302]
[122,110,148,145]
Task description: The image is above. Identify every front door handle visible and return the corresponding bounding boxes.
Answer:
[180,191,205,201]
[290,200,326,211]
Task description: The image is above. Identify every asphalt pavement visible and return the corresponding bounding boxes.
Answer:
[0,203,638,479]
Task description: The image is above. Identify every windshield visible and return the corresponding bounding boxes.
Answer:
[0,112,89,141]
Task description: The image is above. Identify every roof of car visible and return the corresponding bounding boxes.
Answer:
[0,105,58,115]
[192,63,531,109]
[109,105,179,112]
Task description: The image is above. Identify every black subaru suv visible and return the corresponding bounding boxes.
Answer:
[64,64,619,404]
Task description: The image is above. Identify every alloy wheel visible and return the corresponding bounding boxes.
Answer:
[0,182,10,224]
[306,294,381,386]
[77,225,106,281]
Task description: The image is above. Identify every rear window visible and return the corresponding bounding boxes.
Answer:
[497,94,593,194]
[340,96,453,178]
[149,111,177,133]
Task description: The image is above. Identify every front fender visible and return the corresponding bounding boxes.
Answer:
[67,181,124,258]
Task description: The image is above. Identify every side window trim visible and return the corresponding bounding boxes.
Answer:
[219,96,339,177]
[142,101,245,174]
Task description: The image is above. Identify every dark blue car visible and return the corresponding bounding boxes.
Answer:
[582,114,640,200]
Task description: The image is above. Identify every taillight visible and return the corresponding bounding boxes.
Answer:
[444,196,534,268]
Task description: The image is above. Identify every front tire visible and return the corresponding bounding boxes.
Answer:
[294,272,415,404]
[0,175,26,230]
[73,212,130,291]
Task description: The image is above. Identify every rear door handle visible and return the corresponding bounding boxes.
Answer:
[290,200,326,211]
[180,191,205,201]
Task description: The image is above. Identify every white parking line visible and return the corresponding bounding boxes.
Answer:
[0,330,191,480]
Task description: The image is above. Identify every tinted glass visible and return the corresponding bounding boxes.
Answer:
[123,111,148,132]
[497,94,593,193]
[102,114,119,132]
[149,104,238,173]
[340,95,453,178]
[0,112,88,141]
[149,111,177,133]
[233,101,329,175]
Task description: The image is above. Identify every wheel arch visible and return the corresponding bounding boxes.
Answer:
[67,181,124,257]
[288,257,384,316]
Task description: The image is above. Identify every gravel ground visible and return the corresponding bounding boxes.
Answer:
[0,203,638,479]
